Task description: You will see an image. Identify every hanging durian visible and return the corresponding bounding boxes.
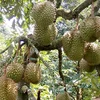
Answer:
[62,30,85,61]
[84,42,100,65]
[79,16,100,42]
[6,63,24,82]
[32,1,56,26]
[0,76,17,100]
[33,23,57,46]
[79,59,95,72]
[24,62,41,84]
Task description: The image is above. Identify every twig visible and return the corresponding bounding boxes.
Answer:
[73,0,97,17]
[0,45,11,54]
[0,36,28,54]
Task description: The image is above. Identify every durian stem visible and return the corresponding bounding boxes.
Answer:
[14,41,21,63]
[91,0,95,17]
[75,16,79,30]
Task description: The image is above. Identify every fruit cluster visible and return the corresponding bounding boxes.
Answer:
[32,1,57,46]
[6,62,41,84]
[0,62,41,100]
[62,16,100,72]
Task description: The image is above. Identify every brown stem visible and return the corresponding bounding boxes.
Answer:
[58,48,64,82]
[37,90,41,100]
[91,0,95,17]
[75,16,79,30]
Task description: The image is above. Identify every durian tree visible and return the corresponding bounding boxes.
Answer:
[0,0,100,100]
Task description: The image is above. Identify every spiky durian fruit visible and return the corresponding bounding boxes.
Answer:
[0,76,17,100]
[24,62,41,84]
[32,1,56,26]
[79,16,100,42]
[62,30,85,61]
[79,59,95,72]
[33,23,57,46]
[6,63,24,82]
[56,92,70,100]
[84,42,100,65]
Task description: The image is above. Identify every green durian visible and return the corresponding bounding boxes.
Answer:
[6,63,24,82]
[24,62,41,84]
[33,23,57,46]
[84,42,100,65]
[62,30,85,61]
[79,16,100,42]
[32,1,56,26]
[79,59,95,72]
[0,76,17,100]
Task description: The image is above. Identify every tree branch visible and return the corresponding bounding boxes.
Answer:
[56,0,97,20]
[58,48,64,81]
[35,38,62,51]
[27,34,63,50]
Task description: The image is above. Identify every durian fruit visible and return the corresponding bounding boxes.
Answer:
[33,23,57,46]
[79,16,100,42]
[6,63,24,82]
[84,42,100,65]
[56,92,70,100]
[24,62,41,84]
[79,59,95,72]
[32,1,56,26]
[0,76,17,100]
[62,30,85,61]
